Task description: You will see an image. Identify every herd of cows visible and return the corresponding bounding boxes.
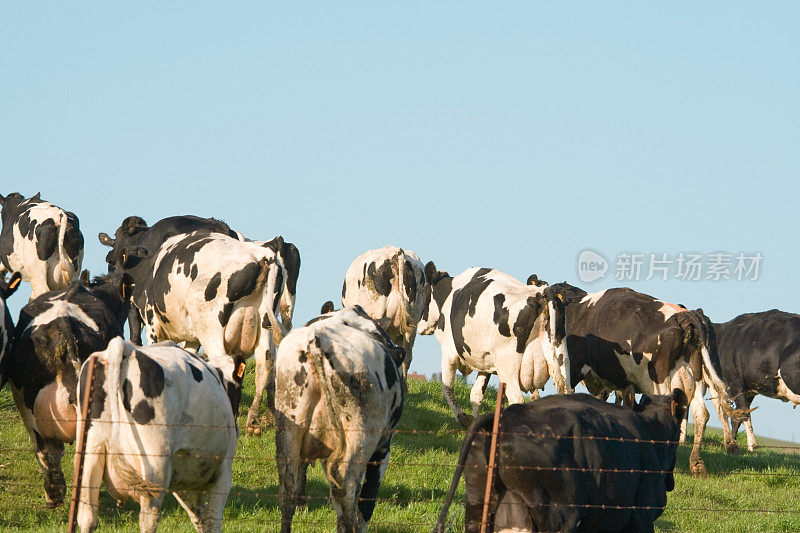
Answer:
[0,191,798,532]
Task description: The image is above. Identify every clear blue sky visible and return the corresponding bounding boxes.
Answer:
[2,4,798,439]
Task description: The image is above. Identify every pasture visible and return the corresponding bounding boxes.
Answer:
[1,374,799,532]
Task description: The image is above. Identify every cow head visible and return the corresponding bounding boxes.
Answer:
[546,281,588,306]
[0,192,27,225]
[526,274,548,287]
[635,388,688,491]
[98,216,149,272]
[535,286,574,394]
[207,353,247,418]
[320,301,335,314]
[32,317,81,379]
[0,271,22,300]
[418,261,453,335]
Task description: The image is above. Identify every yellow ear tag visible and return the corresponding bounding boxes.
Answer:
[9,277,20,290]
[671,401,677,417]
[237,362,246,379]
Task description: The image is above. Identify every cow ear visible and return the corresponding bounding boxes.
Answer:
[320,301,335,314]
[624,386,636,408]
[374,316,393,333]
[527,274,538,286]
[232,355,247,384]
[0,193,5,206]
[424,261,437,283]
[119,273,135,300]
[2,271,22,298]
[98,232,115,246]
[671,388,688,419]
[80,270,90,285]
[32,192,41,201]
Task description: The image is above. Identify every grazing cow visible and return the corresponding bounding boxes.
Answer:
[434,390,688,533]
[123,231,284,433]
[548,282,738,476]
[98,215,240,345]
[417,262,572,427]
[0,192,84,299]
[341,245,426,381]
[712,310,800,451]
[0,272,22,382]
[274,305,405,533]
[75,338,245,533]
[2,273,132,506]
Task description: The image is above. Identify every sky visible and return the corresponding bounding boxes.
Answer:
[1,3,798,439]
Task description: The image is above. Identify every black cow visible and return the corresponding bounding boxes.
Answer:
[712,310,800,451]
[0,192,84,298]
[435,390,688,533]
[3,273,132,506]
[547,282,739,476]
[0,272,22,384]
[98,215,239,344]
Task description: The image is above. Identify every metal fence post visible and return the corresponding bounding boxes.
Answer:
[481,381,506,533]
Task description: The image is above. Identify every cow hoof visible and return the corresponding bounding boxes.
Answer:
[253,426,262,436]
[45,499,63,509]
[725,441,740,455]
[690,461,707,478]
[457,413,474,428]
[246,426,255,436]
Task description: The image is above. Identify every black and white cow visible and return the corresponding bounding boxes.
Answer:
[2,273,132,506]
[711,310,800,451]
[418,263,572,427]
[274,305,405,533]
[99,215,240,345]
[0,272,22,383]
[0,192,84,299]
[75,337,245,533]
[435,390,689,533]
[123,231,285,433]
[341,245,426,381]
[548,282,739,476]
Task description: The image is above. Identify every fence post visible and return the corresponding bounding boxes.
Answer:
[481,381,506,533]
[67,356,96,533]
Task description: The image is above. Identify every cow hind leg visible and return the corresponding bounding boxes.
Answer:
[276,422,305,533]
[246,334,275,435]
[470,372,490,419]
[689,385,709,477]
[326,456,367,533]
[76,447,106,532]
[712,395,739,454]
[358,440,391,524]
[442,355,472,427]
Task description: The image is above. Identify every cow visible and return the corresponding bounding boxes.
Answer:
[74,337,245,533]
[121,231,285,434]
[0,192,84,299]
[711,310,800,451]
[98,215,240,345]
[274,305,405,533]
[434,390,689,533]
[547,282,739,476]
[341,245,426,381]
[0,271,22,382]
[417,262,572,428]
[2,272,132,506]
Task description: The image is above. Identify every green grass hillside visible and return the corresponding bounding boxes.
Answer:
[2,373,800,531]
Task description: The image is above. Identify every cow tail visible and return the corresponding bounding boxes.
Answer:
[433,414,492,533]
[263,259,285,347]
[546,290,573,394]
[105,337,126,439]
[305,333,347,448]
[56,212,73,287]
[393,249,413,337]
[700,342,740,419]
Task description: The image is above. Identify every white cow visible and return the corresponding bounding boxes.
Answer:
[75,338,245,533]
[341,245,425,381]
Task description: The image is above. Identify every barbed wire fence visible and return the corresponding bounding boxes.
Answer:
[2,384,800,531]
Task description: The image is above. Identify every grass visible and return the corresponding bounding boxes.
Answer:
[2,372,800,532]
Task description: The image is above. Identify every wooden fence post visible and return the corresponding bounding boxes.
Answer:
[481,381,506,533]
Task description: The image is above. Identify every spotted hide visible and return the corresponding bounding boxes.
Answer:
[341,245,425,381]
[250,235,301,332]
[0,272,22,384]
[549,283,739,476]
[274,306,405,533]
[75,338,245,533]
[98,214,240,345]
[0,192,84,299]
[435,390,688,533]
[127,231,285,434]
[418,263,572,427]
[3,274,132,507]
[712,310,800,451]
